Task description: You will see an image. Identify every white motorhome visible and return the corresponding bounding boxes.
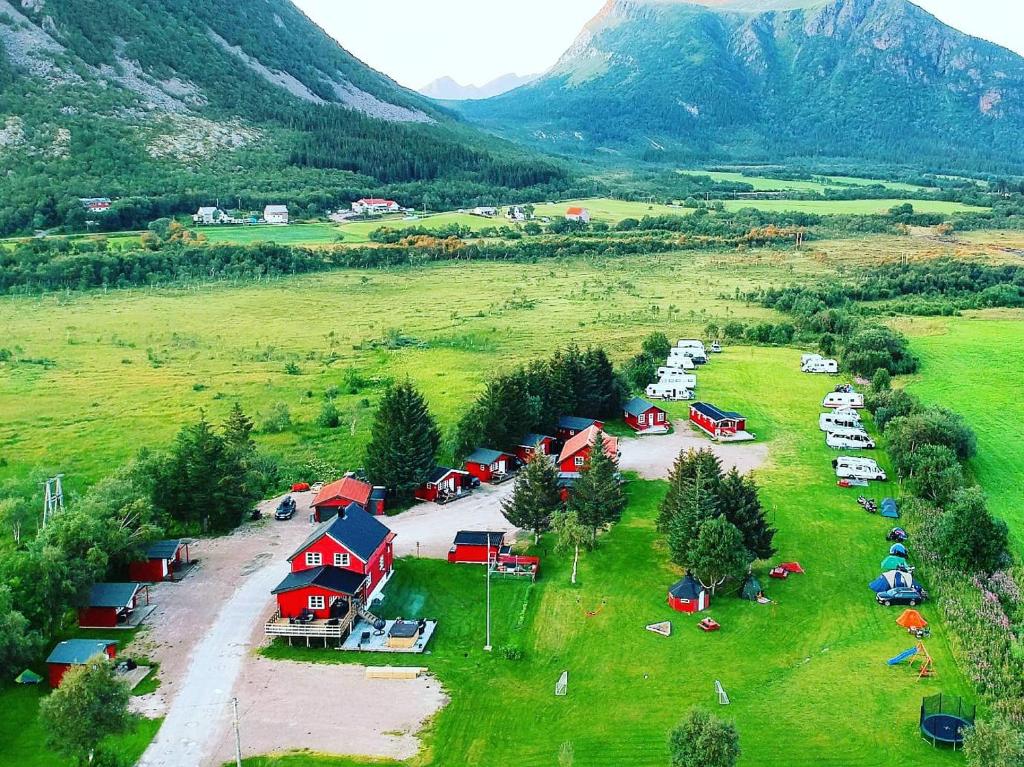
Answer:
[819,411,863,432]
[659,373,697,389]
[826,428,876,450]
[662,357,695,371]
[833,456,886,481]
[802,359,839,374]
[669,348,708,364]
[801,353,823,367]
[646,384,693,401]
[822,392,865,409]
[677,339,706,351]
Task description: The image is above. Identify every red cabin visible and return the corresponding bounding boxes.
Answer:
[415,467,471,504]
[464,449,516,484]
[271,566,368,620]
[286,502,395,602]
[557,425,619,476]
[312,475,386,519]
[667,574,709,614]
[689,403,747,440]
[514,433,555,464]
[78,583,149,629]
[128,539,190,583]
[556,416,604,442]
[447,530,506,564]
[46,639,117,688]
[624,397,670,434]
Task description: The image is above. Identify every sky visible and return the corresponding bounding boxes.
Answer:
[294,0,1024,90]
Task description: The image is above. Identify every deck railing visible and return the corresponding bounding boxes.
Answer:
[264,608,356,639]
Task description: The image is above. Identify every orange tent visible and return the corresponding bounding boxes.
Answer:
[896,609,928,630]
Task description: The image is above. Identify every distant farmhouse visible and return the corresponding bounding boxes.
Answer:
[79,197,112,213]
[193,206,226,225]
[263,204,289,225]
[506,205,529,221]
[471,206,497,217]
[352,198,400,215]
[565,206,590,223]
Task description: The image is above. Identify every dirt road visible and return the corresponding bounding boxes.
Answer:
[618,420,770,479]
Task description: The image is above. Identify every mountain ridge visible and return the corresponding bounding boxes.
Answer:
[419,73,538,101]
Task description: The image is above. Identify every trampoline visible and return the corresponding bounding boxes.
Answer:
[920,694,975,748]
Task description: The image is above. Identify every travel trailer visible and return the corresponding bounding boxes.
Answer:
[833,456,887,481]
[646,384,693,401]
[669,348,707,365]
[819,411,863,432]
[658,373,697,389]
[802,359,839,374]
[822,392,865,409]
[661,357,695,371]
[801,353,823,367]
[677,340,706,352]
[826,427,876,450]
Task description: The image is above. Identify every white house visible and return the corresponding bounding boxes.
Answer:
[471,206,497,217]
[565,206,591,223]
[263,205,289,225]
[193,206,225,225]
[352,198,400,215]
[506,205,530,221]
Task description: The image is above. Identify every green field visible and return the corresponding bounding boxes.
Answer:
[678,170,930,194]
[265,346,969,767]
[904,312,1024,557]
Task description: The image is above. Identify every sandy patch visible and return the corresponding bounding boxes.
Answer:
[618,420,770,479]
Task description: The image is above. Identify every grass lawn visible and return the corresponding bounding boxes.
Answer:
[903,311,1024,557]
[678,170,930,194]
[196,223,356,246]
[337,212,508,242]
[263,346,970,767]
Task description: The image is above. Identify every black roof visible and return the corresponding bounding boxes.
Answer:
[465,448,507,465]
[427,466,466,483]
[289,502,392,562]
[518,433,551,447]
[557,416,598,431]
[271,566,367,596]
[46,639,117,665]
[690,402,743,422]
[145,539,182,560]
[453,530,505,547]
[87,583,141,608]
[668,574,705,600]
[388,620,420,638]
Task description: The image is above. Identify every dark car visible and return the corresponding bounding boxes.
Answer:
[274,496,297,520]
[876,586,927,607]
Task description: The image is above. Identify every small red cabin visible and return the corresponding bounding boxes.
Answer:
[556,416,604,442]
[624,397,669,434]
[78,583,149,629]
[312,475,386,519]
[271,567,368,620]
[689,403,746,440]
[514,433,554,464]
[448,530,506,564]
[128,539,190,583]
[464,449,516,484]
[667,574,709,614]
[415,467,471,504]
[46,639,117,688]
[557,425,619,475]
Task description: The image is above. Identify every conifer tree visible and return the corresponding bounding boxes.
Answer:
[365,380,440,501]
[501,452,562,542]
[568,430,625,540]
[658,449,723,532]
[689,517,752,594]
[717,468,776,560]
[665,468,720,569]
[222,402,255,454]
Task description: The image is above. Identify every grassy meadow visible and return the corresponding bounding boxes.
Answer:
[677,170,931,194]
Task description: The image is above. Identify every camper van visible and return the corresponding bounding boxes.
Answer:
[826,427,876,450]
[669,348,708,365]
[801,353,823,367]
[819,411,863,432]
[658,373,697,389]
[658,365,693,378]
[833,456,887,481]
[662,357,695,371]
[677,339,706,352]
[802,359,839,374]
[646,384,693,401]
[822,392,865,409]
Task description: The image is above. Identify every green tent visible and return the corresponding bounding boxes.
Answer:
[880,555,908,571]
[738,573,762,601]
[15,669,42,685]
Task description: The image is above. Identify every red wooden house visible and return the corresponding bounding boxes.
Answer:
[555,416,604,442]
[46,639,117,687]
[624,397,670,434]
[557,425,620,475]
[415,466,472,504]
[78,583,149,629]
[689,403,751,441]
[464,449,516,484]
[312,475,386,520]
[271,566,368,620]
[285,502,396,602]
[128,539,190,582]
[667,574,709,614]
[448,530,506,564]
[514,433,555,464]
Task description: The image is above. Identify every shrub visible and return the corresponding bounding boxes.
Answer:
[317,400,341,429]
[261,402,293,434]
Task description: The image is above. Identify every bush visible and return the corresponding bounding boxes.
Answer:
[669,708,740,767]
[842,325,919,376]
[317,400,341,429]
[500,645,523,661]
[261,402,293,434]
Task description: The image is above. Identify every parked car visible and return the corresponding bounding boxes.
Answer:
[710,342,722,353]
[876,586,927,607]
[274,496,297,520]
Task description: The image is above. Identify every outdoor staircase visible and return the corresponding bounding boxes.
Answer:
[356,601,383,628]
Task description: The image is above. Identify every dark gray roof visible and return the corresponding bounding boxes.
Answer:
[669,574,705,600]
[271,566,367,596]
[558,416,598,431]
[453,530,505,547]
[388,621,419,638]
[518,433,551,447]
[46,639,117,665]
[145,539,182,560]
[690,403,743,423]
[624,397,658,417]
[87,583,141,609]
[465,448,507,465]
[427,466,466,483]
[289,502,392,562]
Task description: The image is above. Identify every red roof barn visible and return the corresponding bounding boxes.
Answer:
[415,467,472,504]
[448,530,507,564]
[128,539,190,583]
[46,639,117,688]
[464,449,517,484]
[312,475,385,519]
[624,397,670,434]
[78,583,149,629]
[689,403,748,440]
[557,425,620,475]
[555,416,604,442]
[514,433,554,464]
[667,574,709,613]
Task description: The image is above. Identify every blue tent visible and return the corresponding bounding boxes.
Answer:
[869,569,916,592]
[889,543,908,557]
[880,498,898,518]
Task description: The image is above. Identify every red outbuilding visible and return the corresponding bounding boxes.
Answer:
[78,583,149,629]
[312,475,386,519]
[689,403,749,440]
[464,449,517,484]
[447,530,506,564]
[128,539,190,583]
[623,397,670,434]
[286,502,396,602]
[557,425,620,475]
[271,566,368,621]
[46,639,117,688]
[667,574,709,613]
[555,416,604,442]
[415,466,472,504]
[514,433,555,464]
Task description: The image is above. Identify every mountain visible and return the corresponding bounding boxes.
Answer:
[419,73,538,101]
[459,0,1024,174]
[0,0,568,235]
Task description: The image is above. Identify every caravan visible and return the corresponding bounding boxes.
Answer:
[659,373,697,389]
[646,384,693,401]
[677,339,706,352]
[826,428,876,450]
[802,359,839,374]
[822,392,865,409]
[819,411,863,432]
[833,456,887,481]
[662,357,695,371]
[801,353,823,367]
[670,347,707,365]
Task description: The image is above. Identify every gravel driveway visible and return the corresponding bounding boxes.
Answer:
[618,420,770,479]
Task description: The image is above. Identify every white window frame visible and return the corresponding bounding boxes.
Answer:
[379,556,386,572]
[638,413,647,425]
[333,552,350,567]
[657,412,665,422]
[574,455,584,467]
[308,595,325,610]
[305,552,322,567]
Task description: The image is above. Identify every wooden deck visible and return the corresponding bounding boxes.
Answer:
[264,609,357,643]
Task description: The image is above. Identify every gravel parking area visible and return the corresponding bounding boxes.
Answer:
[618,420,770,479]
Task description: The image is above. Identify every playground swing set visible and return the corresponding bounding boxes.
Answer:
[887,641,935,679]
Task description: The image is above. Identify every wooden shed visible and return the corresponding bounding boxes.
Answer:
[78,583,149,629]
[46,639,117,688]
[128,539,190,583]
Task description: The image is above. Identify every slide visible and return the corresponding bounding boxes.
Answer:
[887,647,918,665]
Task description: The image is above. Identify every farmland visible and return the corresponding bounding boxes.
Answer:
[677,170,932,194]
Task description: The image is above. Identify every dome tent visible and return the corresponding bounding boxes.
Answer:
[881,555,910,571]
[738,573,763,601]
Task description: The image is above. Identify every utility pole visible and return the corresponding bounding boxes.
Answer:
[232,697,242,767]
[484,533,493,652]
[41,474,64,529]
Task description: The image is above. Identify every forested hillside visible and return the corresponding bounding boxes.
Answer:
[459,0,1024,175]
[0,0,576,235]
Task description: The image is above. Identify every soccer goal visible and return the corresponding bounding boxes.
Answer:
[715,680,730,705]
[555,671,568,696]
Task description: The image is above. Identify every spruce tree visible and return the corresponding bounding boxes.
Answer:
[717,468,776,561]
[689,517,752,594]
[568,430,625,540]
[665,468,720,569]
[222,402,255,454]
[365,380,441,501]
[658,449,723,532]
[502,452,562,543]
